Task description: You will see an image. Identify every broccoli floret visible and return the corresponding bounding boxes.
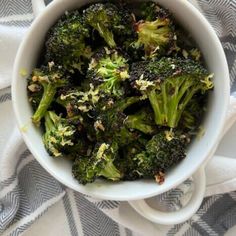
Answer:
[124,107,157,134]
[116,130,189,183]
[132,130,188,183]
[59,87,145,143]
[83,3,133,48]
[83,3,118,47]
[72,142,122,184]
[94,96,143,146]
[43,111,77,157]
[27,79,43,111]
[57,84,100,116]
[167,26,203,61]
[87,48,130,97]
[45,10,92,73]
[30,63,70,126]
[56,86,100,141]
[130,58,213,128]
[43,111,92,158]
[133,11,175,58]
[115,138,148,180]
[56,84,110,141]
[180,94,207,132]
[114,6,134,37]
[139,1,171,21]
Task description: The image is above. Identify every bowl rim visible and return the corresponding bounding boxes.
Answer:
[11,0,230,200]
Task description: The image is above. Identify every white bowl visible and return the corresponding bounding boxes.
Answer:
[12,0,230,224]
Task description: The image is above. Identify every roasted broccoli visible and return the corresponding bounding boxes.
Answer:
[43,111,91,158]
[57,87,150,144]
[115,138,148,180]
[180,94,207,132]
[87,47,130,97]
[133,8,175,58]
[43,111,76,157]
[45,10,92,73]
[114,6,134,37]
[124,107,157,134]
[72,142,122,184]
[94,96,143,145]
[57,84,100,117]
[171,26,203,61]
[131,130,189,183]
[139,1,171,21]
[121,2,175,60]
[28,1,214,185]
[130,57,213,128]
[83,3,133,48]
[30,63,69,126]
[27,79,43,111]
[56,85,100,142]
[115,130,188,183]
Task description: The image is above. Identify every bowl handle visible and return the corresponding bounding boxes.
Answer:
[128,96,236,225]
[128,166,206,225]
[32,0,46,16]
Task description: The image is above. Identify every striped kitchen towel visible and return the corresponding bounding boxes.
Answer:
[1,0,236,235]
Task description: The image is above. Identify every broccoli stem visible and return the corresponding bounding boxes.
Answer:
[96,24,116,48]
[167,78,200,128]
[118,96,141,111]
[32,83,57,126]
[125,115,154,134]
[99,162,122,181]
[99,76,121,96]
[149,77,202,128]
[44,111,55,132]
[148,89,164,125]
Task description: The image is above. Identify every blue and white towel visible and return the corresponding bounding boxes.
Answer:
[1,0,236,235]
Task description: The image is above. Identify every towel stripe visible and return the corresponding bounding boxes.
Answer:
[63,194,79,236]
[0,20,32,27]
[0,93,11,103]
[74,193,121,236]
[125,228,133,236]
[3,193,65,236]
[95,200,120,210]
[0,149,31,189]
[0,0,32,18]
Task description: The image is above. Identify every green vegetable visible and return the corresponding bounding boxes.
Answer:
[43,111,76,157]
[87,47,130,97]
[124,107,157,134]
[133,8,175,58]
[139,1,171,21]
[83,3,132,48]
[72,142,122,184]
[94,96,143,146]
[43,111,92,159]
[45,10,92,73]
[130,57,213,128]
[134,130,188,176]
[28,1,214,185]
[30,64,69,126]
